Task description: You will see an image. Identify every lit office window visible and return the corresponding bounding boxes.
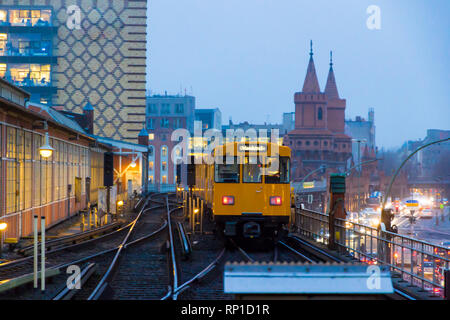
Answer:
[0,34,7,56]
[9,10,30,26]
[162,161,167,171]
[161,146,168,157]
[148,133,154,140]
[8,9,51,26]
[149,161,154,171]
[9,64,51,86]
[162,175,167,184]
[0,63,5,77]
[0,10,7,24]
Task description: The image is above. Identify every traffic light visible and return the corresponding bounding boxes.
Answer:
[104,152,114,187]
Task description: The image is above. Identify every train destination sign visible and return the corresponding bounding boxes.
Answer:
[238,144,267,152]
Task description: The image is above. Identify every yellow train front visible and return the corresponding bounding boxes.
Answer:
[190,142,292,239]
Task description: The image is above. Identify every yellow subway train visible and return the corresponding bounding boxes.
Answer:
[189,142,292,239]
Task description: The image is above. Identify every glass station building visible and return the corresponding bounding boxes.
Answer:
[0,7,57,105]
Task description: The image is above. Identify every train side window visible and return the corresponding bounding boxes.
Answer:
[215,156,240,183]
[243,156,262,183]
[264,156,290,184]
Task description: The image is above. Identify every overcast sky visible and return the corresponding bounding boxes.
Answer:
[146,0,450,149]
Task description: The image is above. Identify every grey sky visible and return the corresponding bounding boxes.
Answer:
[146,0,450,149]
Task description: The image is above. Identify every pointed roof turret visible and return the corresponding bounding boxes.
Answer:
[302,40,321,93]
[138,127,149,137]
[325,51,340,99]
[83,102,94,111]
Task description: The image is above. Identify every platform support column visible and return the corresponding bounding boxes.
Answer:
[328,174,346,251]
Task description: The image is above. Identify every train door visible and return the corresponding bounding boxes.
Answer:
[240,155,266,214]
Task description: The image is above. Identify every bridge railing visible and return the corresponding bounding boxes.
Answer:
[296,208,450,297]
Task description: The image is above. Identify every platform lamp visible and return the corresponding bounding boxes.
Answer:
[0,222,7,258]
[39,132,54,158]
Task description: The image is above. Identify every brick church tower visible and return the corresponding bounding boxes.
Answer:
[284,42,352,181]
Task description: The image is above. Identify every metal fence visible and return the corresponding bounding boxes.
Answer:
[296,208,450,297]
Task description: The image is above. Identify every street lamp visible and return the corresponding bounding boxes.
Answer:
[39,132,54,158]
[382,138,450,210]
[352,139,367,214]
[0,222,7,258]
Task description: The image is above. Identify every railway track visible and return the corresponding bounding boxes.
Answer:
[0,196,162,282]
[0,193,420,300]
[0,193,168,299]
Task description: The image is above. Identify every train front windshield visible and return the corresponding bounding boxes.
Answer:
[215,157,240,183]
[264,156,290,184]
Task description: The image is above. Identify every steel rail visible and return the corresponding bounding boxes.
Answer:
[18,221,122,255]
[278,240,315,263]
[229,239,255,263]
[0,221,169,296]
[166,196,179,299]
[52,263,97,300]
[290,233,417,300]
[288,234,341,262]
[88,194,180,300]
[0,203,165,273]
[87,194,153,300]
[172,248,226,299]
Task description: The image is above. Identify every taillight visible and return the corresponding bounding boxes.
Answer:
[222,196,234,205]
[270,196,282,206]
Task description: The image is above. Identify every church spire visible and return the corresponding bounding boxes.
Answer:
[324,50,340,99]
[302,40,321,93]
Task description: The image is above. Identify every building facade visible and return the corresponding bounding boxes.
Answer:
[222,120,285,144]
[0,78,110,239]
[194,108,222,132]
[146,94,196,191]
[345,108,376,165]
[0,1,147,143]
[284,45,352,181]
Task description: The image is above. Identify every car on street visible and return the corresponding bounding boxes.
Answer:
[421,208,433,219]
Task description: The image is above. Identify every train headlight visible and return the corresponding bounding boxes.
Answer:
[222,196,235,205]
[270,196,282,206]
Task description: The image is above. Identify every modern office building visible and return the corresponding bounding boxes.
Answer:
[146,94,196,191]
[0,6,56,105]
[0,1,147,143]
